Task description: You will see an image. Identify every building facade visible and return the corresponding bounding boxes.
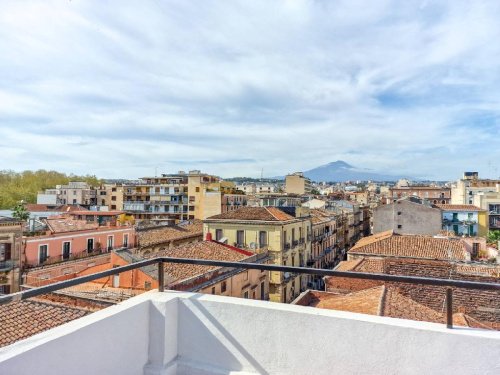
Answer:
[204,207,312,303]
[373,198,442,235]
[285,172,312,195]
[390,186,451,204]
[435,204,487,238]
[0,218,23,294]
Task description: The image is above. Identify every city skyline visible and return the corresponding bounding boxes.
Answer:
[1,1,499,179]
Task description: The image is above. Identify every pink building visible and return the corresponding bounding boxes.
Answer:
[23,215,136,267]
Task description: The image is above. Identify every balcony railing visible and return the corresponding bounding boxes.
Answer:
[0,260,16,271]
[1,257,499,330]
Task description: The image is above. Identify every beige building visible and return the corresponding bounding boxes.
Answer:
[473,191,500,232]
[123,171,242,222]
[204,206,312,303]
[96,184,124,211]
[285,172,312,195]
[0,217,23,294]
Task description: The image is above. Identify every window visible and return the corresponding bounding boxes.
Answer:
[221,281,227,293]
[292,228,295,242]
[0,243,11,261]
[196,187,200,192]
[291,256,295,267]
[62,242,71,260]
[260,282,265,300]
[397,211,402,215]
[243,291,249,299]
[37,245,48,264]
[397,225,402,229]
[107,236,114,251]
[87,238,94,252]
[72,199,77,204]
[236,230,244,246]
[211,287,216,294]
[216,229,223,241]
[259,231,267,247]
[73,190,77,196]
[123,234,129,248]
[144,281,152,290]
[111,196,116,201]
[472,243,480,258]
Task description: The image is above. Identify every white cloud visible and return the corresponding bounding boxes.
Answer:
[0,0,499,180]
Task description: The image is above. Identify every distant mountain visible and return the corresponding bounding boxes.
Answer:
[303,160,409,182]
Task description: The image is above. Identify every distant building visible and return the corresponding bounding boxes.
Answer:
[373,198,442,235]
[473,191,500,232]
[37,182,97,207]
[434,204,487,238]
[451,172,500,205]
[285,172,312,195]
[0,217,23,294]
[390,186,451,204]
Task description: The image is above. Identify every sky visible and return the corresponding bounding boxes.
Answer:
[0,0,499,180]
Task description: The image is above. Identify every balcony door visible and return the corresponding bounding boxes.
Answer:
[62,242,71,260]
[87,238,94,253]
[39,245,48,264]
[107,236,114,251]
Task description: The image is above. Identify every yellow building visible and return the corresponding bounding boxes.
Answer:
[285,172,312,195]
[204,206,312,303]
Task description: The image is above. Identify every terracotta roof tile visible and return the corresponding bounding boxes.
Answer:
[207,207,294,222]
[0,299,90,348]
[350,233,468,261]
[144,241,251,282]
[138,220,203,247]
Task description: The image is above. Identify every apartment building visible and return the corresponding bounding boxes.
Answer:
[309,210,337,289]
[390,186,451,204]
[37,182,97,207]
[285,172,312,195]
[23,214,135,268]
[204,206,312,303]
[123,170,241,222]
[451,172,500,205]
[0,217,23,294]
[96,184,124,211]
[434,204,487,238]
[473,191,500,232]
[373,198,442,235]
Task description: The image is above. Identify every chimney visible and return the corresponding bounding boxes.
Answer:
[205,232,213,241]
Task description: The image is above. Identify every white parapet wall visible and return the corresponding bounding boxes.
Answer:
[1,291,499,375]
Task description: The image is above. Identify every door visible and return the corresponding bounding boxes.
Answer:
[107,236,113,251]
[87,238,94,253]
[62,242,71,260]
[39,245,48,264]
[123,234,129,248]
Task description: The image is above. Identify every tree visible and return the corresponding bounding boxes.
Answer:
[311,188,321,195]
[12,200,30,222]
[487,230,500,244]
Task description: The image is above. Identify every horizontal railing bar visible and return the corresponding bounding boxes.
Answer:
[158,258,500,291]
[0,256,498,306]
[0,258,159,305]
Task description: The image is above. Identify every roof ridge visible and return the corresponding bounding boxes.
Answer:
[377,285,387,316]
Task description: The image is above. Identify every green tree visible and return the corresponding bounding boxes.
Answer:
[12,201,30,221]
[487,230,500,244]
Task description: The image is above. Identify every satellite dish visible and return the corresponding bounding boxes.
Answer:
[249,242,257,250]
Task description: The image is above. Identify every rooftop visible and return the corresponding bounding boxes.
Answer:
[138,220,203,247]
[0,299,91,348]
[349,231,469,261]
[207,206,295,222]
[45,217,99,233]
[139,241,255,283]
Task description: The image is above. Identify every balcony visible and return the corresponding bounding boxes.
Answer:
[283,243,290,251]
[0,291,497,375]
[0,260,15,272]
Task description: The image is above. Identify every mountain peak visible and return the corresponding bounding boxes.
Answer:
[303,160,407,182]
[326,160,353,168]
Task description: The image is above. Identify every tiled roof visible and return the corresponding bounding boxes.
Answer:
[434,204,485,211]
[143,241,252,283]
[310,209,335,225]
[45,217,99,233]
[206,207,295,222]
[138,220,203,247]
[26,204,89,213]
[349,233,468,261]
[0,300,90,348]
[455,264,500,278]
[302,287,445,324]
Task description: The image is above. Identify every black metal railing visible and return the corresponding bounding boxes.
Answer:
[1,257,499,329]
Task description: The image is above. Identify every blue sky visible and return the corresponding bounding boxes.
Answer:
[0,0,499,180]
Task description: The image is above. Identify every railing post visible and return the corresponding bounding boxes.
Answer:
[158,260,164,292]
[446,288,453,329]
